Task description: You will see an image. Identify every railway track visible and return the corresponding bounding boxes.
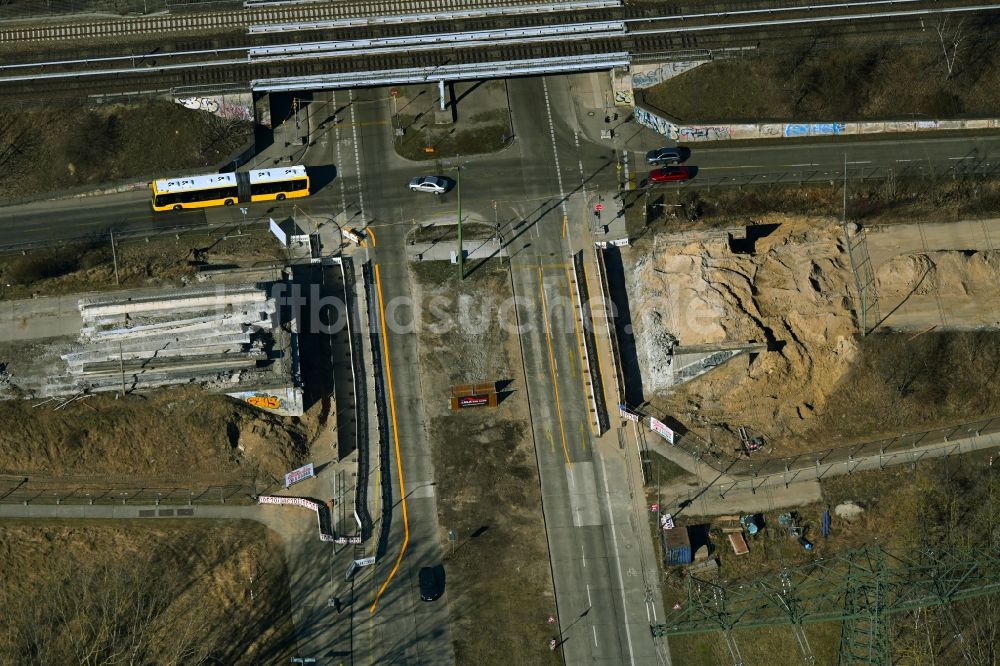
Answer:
[0,0,998,100]
[0,0,577,43]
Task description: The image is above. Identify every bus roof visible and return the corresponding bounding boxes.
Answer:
[249,165,308,184]
[153,172,237,194]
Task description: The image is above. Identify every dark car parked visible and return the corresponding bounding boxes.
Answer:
[419,565,445,602]
[645,147,689,165]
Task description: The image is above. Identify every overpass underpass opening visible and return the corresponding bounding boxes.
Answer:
[251,52,631,92]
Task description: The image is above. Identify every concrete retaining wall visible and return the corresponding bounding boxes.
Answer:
[633,105,1000,142]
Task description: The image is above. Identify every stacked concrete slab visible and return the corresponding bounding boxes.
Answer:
[57,285,290,396]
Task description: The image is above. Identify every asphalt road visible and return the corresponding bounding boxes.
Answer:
[4,131,1000,251]
[336,88,456,665]
[5,73,1000,666]
[620,129,1000,188]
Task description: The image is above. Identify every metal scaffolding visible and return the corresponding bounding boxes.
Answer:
[651,544,1000,665]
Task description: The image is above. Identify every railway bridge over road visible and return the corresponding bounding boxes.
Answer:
[1,0,1000,100]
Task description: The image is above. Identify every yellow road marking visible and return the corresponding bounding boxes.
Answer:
[538,267,572,468]
[580,422,589,452]
[514,263,568,271]
[369,262,410,614]
[562,214,568,238]
[547,430,556,454]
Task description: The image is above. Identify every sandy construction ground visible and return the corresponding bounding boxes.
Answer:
[628,216,859,446]
[868,218,1000,330]
[627,215,1000,452]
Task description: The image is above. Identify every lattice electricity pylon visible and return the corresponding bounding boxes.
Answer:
[651,544,1000,665]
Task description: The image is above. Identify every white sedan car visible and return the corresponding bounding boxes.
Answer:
[409,176,449,195]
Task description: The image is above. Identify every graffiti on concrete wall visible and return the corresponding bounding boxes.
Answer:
[635,113,1000,143]
[630,61,709,89]
[634,108,733,142]
[247,394,282,410]
[614,90,634,106]
[678,125,732,141]
[634,107,679,140]
[783,122,846,138]
[176,96,252,122]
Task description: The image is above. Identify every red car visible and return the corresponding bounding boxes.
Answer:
[649,166,692,182]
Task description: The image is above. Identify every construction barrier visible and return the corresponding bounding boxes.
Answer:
[258,494,342,542]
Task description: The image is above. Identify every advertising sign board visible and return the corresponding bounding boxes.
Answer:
[284,462,315,488]
[649,417,675,444]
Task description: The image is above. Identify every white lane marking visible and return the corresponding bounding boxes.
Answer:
[949,156,974,160]
[847,160,872,164]
[332,92,349,223]
[586,583,592,605]
[896,159,914,162]
[575,131,585,181]
[349,90,366,220]
[582,544,587,567]
[789,163,819,167]
[593,625,599,647]
[690,164,764,170]
[541,78,568,216]
[598,455,635,666]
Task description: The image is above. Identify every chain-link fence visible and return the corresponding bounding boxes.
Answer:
[0,473,267,505]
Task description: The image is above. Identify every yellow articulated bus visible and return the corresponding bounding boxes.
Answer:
[151,165,310,212]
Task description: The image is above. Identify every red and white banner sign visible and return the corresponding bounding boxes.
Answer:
[458,395,489,408]
[335,536,363,545]
[649,417,675,444]
[284,462,315,488]
[259,495,319,511]
[259,494,337,543]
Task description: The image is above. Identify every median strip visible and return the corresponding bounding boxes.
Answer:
[368,259,410,614]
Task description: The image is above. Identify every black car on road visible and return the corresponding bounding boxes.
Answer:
[419,565,445,602]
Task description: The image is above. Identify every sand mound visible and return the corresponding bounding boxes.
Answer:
[876,250,1000,300]
[629,215,859,446]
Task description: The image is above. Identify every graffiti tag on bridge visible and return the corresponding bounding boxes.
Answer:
[247,395,281,410]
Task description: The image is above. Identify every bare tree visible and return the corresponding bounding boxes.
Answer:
[935,16,969,80]
[0,558,218,665]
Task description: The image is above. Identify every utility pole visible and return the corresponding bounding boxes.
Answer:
[493,200,502,267]
[456,167,463,281]
[110,229,120,286]
[842,154,848,225]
